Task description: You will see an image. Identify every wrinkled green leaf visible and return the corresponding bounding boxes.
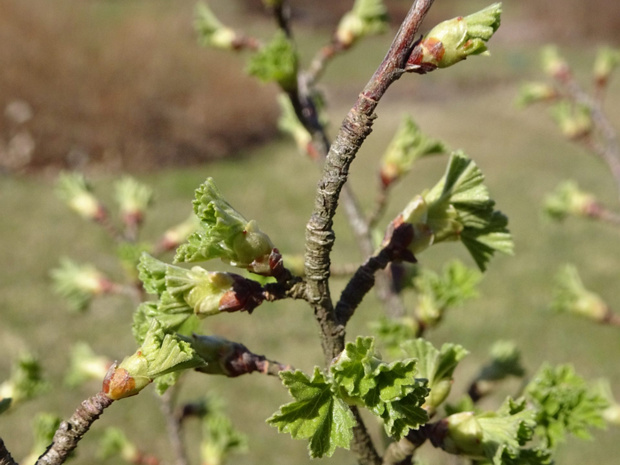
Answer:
[268,368,355,458]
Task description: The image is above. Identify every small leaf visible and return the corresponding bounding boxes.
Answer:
[525,364,608,448]
[268,368,355,458]
[246,31,298,91]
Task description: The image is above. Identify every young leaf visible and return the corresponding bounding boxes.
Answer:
[543,181,599,221]
[55,171,105,221]
[407,3,502,72]
[201,400,248,465]
[395,151,513,270]
[336,0,389,47]
[114,176,153,225]
[414,260,481,327]
[246,31,298,91]
[50,258,114,312]
[0,352,50,407]
[550,265,609,322]
[401,338,468,413]
[330,337,429,439]
[267,368,355,458]
[195,2,238,50]
[525,364,608,447]
[175,178,275,275]
[104,320,205,399]
[379,115,448,188]
[64,342,111,387]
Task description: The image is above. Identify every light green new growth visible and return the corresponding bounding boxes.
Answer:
[98,427,138,462]
[477,340,525,382]
[22,413,62,465]
[550,264,609,322]
[0,352,49,409]
[55,171,102,220]
[201,399,248,465]
[550,100,592,139]
[593,46,620,84]
[380,115,448,186]
[268,368,355,458]
[51,258,111,312]
[525,364,608,448]
[414,260,481,327]
[114,176,153,218]
[371,316,420,356]
[195,2,237,50]
[336,0,389,47]
[441,398,547,464]
[515,82,557,107]
[543,181,598,221]
[400,338,467,413]
[416,3,502,69]
[399,152,513,270]
[65,342,111,387]
[175,178,275,275]
[247,31,298,91]
[277,94,312,156]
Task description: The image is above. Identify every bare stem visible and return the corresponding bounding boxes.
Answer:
[159,388,188,465]
[0,438,18,465]
[36,391,114,465]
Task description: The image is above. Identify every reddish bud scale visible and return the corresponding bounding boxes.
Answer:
[407,38,445,74]
[218,275,264,313]
[103,366,138,400]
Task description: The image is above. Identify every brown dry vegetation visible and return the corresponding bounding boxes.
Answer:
[0,0,279,173]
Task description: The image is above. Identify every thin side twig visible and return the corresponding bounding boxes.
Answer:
[36,391,114,465]
[159,387,188,465]
[0,438,18,465]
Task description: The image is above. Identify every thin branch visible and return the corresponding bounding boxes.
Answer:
[350,406,382,465]
[159,387,188,465]
[0,438,18,465]
[36,391,114,465]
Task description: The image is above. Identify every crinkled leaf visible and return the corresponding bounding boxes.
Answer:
[268,368,355,458]
[414,260,481,326]
[246,31,298,90]
[331,337,429,439]
[525,364,608,448]
[401,338,467,412]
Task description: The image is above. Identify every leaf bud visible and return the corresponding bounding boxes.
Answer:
[407,3,502,72]
[550,265,610,322]
[593,46,620,87]
[541,46,571,81]
[543,181,599,221]
[195,3,238,50]
[550,101,592,140]
[515,82,557,107]
[335,0,388,48]
[55,172,106,222]
[438,412,485,458]
[114,176,153,230]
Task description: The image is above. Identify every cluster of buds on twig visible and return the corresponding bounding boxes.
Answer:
[406,3,502,74]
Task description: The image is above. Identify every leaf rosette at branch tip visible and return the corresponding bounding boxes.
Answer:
[437,398,548,464]
[247,31,298,91]
[525,364,608,448]
[56,171,106,221]
[335,0,389,48]
[195,2,238,50]
[380,115,448,188]
[400,339,467,414]
[103,320,204,400]
[550,265,609,322]
[386,152,513,271]
[543,181,599,221]
[51,258,116,312]
[407,3,502,73]
[135,254,264,341]
[174,178,277,276]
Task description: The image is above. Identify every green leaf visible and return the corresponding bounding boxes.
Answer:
[401,338,467,413]
[441,398,545,464]
[400,151,514,270]
[175,178,275,275]
[55,171,103,220]
[331,337,429,439]
[550,264,609,322]
[370,316,420,357]
[0,352,50,406]
[336,0,389,47]
[543,181,598,221]
[267,368,355,458]
[380,115,448,187]
[525,364,608,448]
[50,258,112,312]
[414,260,481,327]
[201,399,248,465]
[246,31,298,91]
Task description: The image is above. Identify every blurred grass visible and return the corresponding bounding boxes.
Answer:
[2,4,620,465]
